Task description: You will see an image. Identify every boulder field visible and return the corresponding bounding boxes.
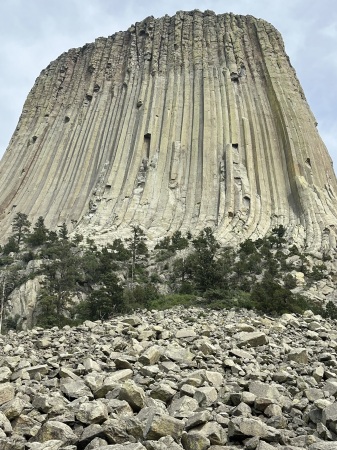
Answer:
[0,307,337,449]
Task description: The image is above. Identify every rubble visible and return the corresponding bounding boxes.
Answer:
[0,306,336,449]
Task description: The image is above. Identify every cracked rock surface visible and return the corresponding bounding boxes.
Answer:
[0,11,337,253]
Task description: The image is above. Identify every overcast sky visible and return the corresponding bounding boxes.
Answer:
[0,0,336,171]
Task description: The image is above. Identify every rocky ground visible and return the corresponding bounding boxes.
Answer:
[0,307,336,450]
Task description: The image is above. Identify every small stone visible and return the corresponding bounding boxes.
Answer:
[228,416,280,441]
[235,332,268,348]
[194,386,218,407]
[0,368,12,383]
[119,380,146,411]
[176,329,197,338]
[288,348,308,364]
[144,413,184,441]
[139,345,162,366]
[0,383,14,406]
[60,378,93,399]
[76,400,108,424]
[150,383,176,403]
[181,431,210,450]
[33,420,77,444]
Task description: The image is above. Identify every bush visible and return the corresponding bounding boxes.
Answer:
[3,237,19,255]
[147,294,197,310]
[123,283,159,310]
[324,301,337,320]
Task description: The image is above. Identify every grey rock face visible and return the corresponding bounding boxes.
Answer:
[0,306,336,449]
[0,11,336,258]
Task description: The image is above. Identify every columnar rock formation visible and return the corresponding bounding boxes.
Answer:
[0,10,337,251]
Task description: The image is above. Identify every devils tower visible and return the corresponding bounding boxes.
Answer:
[0,10,336,253]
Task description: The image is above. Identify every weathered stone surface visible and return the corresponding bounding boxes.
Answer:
[288,348,309,364]
[185,410,212,430]
[0,367,12,383]
[1,10,336,260]
[235,332,268,348]
[144,413,184,441]
[169,396,199,418]
[150,383,176,403]
[27,441,64,450]
[0,396,25,419]
[138,346,162,366]
[101,417,130,444]
[228,417,280,441]
[0,383,14,405]
[194,386,218,407]
[181,431,210,450]
[194,421,227,445]
[33,420,77,444]
[309,443,337,450]
[119,380,146,412]
[75,400,108,424]
[60,378,93,399]
[322,402,337,433]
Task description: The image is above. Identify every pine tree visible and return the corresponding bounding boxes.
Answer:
[28,216,49,246]
[12,212,31,245]
[127,226,148,286]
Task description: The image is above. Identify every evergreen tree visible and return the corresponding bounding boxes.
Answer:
[127,226,148,286]
[28,216,49,246]
[77,272,124,320]
[12,212,31,245]
[191,227,221,292]
[2,237,19,255]
[37,242,78,326]
[58,222,69,241]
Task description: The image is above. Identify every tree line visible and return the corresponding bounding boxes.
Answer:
[0,213,336,332]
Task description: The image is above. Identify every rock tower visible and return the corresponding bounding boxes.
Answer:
[0,10,336,252]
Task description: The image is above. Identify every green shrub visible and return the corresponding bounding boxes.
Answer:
[147,294,197,310]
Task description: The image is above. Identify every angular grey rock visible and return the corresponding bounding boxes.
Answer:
[322,402,337,433]
[164,344,194,363]
[228,417,280,441]
[235,332,268,348]
[26,441,64,450]
[0,411,12,435]
[181,431,210,450]
[0,383,15,405]
[60,378,93,399]
[0,367,12,383]
[309,443,337,450]
[144,413,184,441]
[150,383,176,403]
[138,346,162,366]
[33,420,77,444]
[76,400,109,424]
[176,329,197,339]
[185,410,213,430]
[78,424,106,448]
[194,386,218,407]
[168,395,199,418]
[194,421,227,445]
[248,381,281,401]
[101,417,131,444]
[118,380,146,412]
[288,348,309,364]
[0,396,25,419]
